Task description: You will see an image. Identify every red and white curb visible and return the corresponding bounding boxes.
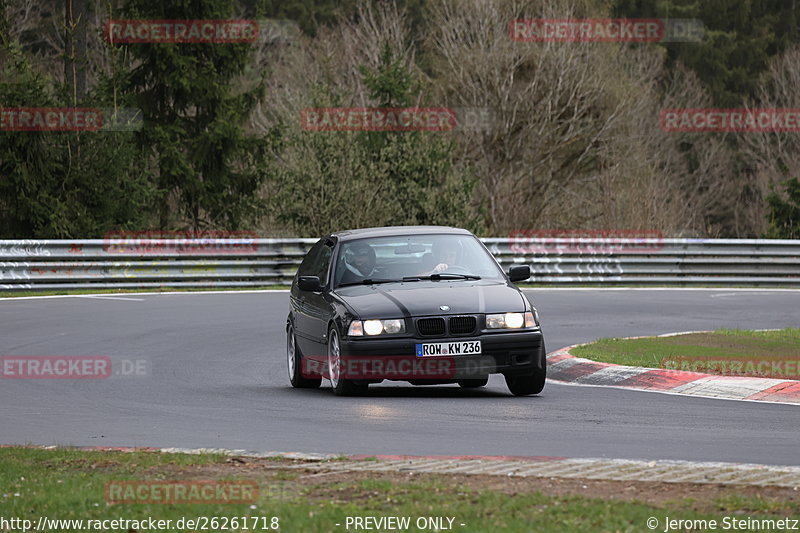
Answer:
[5,445,799,488]
[547,333,800,406]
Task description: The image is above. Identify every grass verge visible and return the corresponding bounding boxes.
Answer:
[1,447,799,532]
[571,328,800,379]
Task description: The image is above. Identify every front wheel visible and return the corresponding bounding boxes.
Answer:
[505,368,546,396]
[287,324,321,389]
[327,327,367,396]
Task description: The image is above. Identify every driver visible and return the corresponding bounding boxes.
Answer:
[430,241,460,273]
[340,242,377,284]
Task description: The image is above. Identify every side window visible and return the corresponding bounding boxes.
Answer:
[314,244,333,285]
[297,241,324,278]
[296,239,333,286]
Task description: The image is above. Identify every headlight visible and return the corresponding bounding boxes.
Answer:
[347,319,405,336]
[486,312,537,329]
[363,319,384,335]
[505,312,525,328]
[383,319,404,334]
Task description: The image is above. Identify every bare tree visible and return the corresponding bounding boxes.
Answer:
[64,0,88,102]
[427,0,645,232]
[425,0,740,236]
[4,0,121,95]
[251,3,463,236]
[4,0,44,43]
[251,2,419,132]
[740,45,800,235]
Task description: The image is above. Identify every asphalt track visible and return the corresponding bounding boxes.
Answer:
[1,289,798,465]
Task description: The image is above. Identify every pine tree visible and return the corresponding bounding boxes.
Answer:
[614,0,799,106]
[120,0,273,230]
[766,178,800,239]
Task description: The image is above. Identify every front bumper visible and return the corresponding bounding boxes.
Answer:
[334,329,545,380]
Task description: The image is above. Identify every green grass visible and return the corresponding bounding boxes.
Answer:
[2,447,799,533]
[0,286,291,298]
[572,328,800,378]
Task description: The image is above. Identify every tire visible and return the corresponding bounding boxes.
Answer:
[287,324,321,389]
[505,368,546,396]
[458,377,489,388]
[327,327,368,396]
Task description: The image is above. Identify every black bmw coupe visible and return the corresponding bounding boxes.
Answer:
[286,226,546,396]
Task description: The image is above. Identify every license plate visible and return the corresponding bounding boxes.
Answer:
[416,341,481,357]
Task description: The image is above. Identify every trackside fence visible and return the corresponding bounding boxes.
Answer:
[1,238,799,290]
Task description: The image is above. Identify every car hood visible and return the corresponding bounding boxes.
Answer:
[334,280,528,318]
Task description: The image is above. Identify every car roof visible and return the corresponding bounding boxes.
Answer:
[331,226,473,242]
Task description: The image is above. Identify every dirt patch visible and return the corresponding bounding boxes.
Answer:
[106,457,800,514]
[289,466,800,514]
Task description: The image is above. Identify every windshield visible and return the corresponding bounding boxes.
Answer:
[333,234,504,288]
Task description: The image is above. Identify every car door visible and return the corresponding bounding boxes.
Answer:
[291,239,324,356]
[291,238,334,356]
[303,239,335,353]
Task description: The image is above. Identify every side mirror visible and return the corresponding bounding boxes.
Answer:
[508,265,531,282]
[298,276,323,292]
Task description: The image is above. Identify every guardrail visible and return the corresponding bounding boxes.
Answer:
[1,238,799,290]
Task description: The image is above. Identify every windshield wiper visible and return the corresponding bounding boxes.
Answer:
[338,278,408,287]
[416,273,482,280]
[339,273,481,287]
